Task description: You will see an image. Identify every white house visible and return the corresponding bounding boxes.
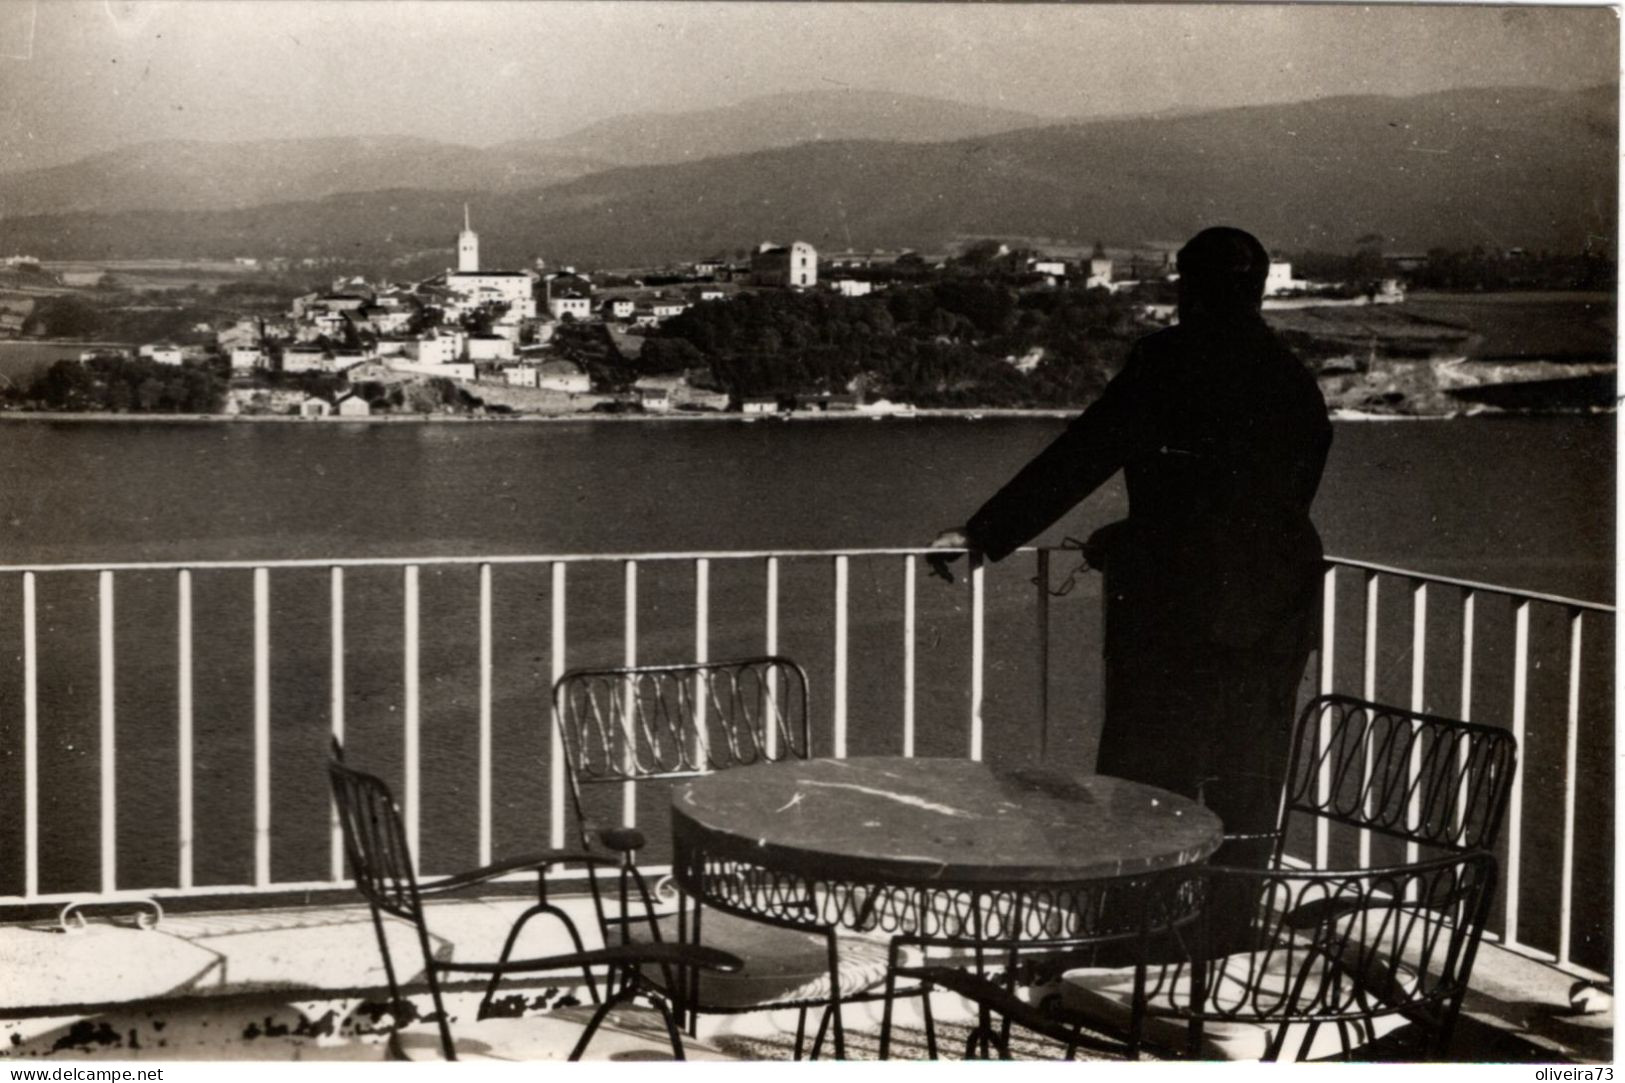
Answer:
[299,396,333,418]
[336,393,372,417]
[1264,261,1310,297]
[637,387,672,413]
[741,396,780,415]
[281,346,329,374]
[467,335,515,362]
[139,344,184,366]
[751,241,817,289]
[602,298,635,321]
[504,365,540,388]
[229,348,266,371]
[650,299,686,320]
[832,279,872,298]
[537,359,591,393]
[1085,258,1114,290]
[1031,260,1068,277]
[547,295,592,321]
[407,332,464,366]
[446,271,536,318]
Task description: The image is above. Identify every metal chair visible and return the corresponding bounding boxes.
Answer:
[553,657,892,1059]
[328,740,741,1061]
[1061,850,1500,1060]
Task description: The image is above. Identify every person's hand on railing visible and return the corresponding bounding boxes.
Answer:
[927,527,973,584]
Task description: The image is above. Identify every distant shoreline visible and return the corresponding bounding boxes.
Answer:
[0,407,1600,425]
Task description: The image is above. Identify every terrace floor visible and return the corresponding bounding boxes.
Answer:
[0,895,1610,1063]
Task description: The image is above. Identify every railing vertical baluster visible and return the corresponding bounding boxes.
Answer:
[403,565,420,873]
[764,556,779,761]
[177,570,194,891]
[1407,581,1427,872]
[1359,571,1379,869]
[1456,589,1475,841]
[100,570,116,895]
[330,567,345,882]
[22,572,38,899]
[1316,565,1336,868]
[253,567,270,888]
[903,555,916,758]
[1035,550,1050,758]
[969,555,985,762]
[1505,599,1530,948]
[1558,609,1583,969]
[833,555,849,759]
[478,563,493,868]
[622,560,638,828]
[693,558,709,767]
[549,563,567,851]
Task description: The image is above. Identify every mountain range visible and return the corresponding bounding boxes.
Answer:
[0,85,1612,265]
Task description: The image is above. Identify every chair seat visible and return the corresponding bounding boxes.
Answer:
[626,910,893,1010]
[391,1005,735,1061]
[1061,947,1415,1061]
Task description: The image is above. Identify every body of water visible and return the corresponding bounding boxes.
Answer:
[0,415,1614,969]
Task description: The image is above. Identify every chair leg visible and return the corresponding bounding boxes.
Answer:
[823,929,846,1059]
[792,1006,809,1061]
[648,994,687,1061]
[922,986,938,1060]
[878,941,902,1060]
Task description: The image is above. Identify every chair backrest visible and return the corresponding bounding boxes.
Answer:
[1143,849,1498,1039]
[328,741,424,923]
[554,657,811,785]
[1281,695,1518,856]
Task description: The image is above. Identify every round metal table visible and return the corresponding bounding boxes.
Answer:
[671,756,1224,945]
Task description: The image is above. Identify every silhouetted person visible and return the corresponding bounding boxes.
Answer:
[930,227,1331,875]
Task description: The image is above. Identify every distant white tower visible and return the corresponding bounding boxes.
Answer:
[457,204,479,272]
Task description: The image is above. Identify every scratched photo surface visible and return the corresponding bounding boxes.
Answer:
[0,0,1615,1066]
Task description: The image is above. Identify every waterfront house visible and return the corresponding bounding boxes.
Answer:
[636,387,672,412]
[741,395,781,414]
[505,364,540,388]
[299,395,332,418]
[335,393,372,417]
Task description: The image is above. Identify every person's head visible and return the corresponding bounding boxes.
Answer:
[1176,227,1270,320]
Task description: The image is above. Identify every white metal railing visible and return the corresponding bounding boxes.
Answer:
[1,548,1612,980]
[1316,556,1613,979]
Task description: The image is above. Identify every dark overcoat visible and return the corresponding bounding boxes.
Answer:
[965,310,1332,847]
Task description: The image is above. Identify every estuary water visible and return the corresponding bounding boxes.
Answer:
[0,415,1614,969]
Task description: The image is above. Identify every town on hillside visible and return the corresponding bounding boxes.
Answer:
[0,217,1614,418]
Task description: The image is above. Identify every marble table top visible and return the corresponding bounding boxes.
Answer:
[672,756,1223,888]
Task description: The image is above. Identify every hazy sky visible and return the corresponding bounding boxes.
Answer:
[0,1,1616,172]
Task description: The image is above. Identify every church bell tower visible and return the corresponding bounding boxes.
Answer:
[457,204,479,273]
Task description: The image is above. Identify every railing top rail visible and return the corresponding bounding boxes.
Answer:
[0,548,1612,613]
[0,546,1008,575]
[1325,556,1614,614]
